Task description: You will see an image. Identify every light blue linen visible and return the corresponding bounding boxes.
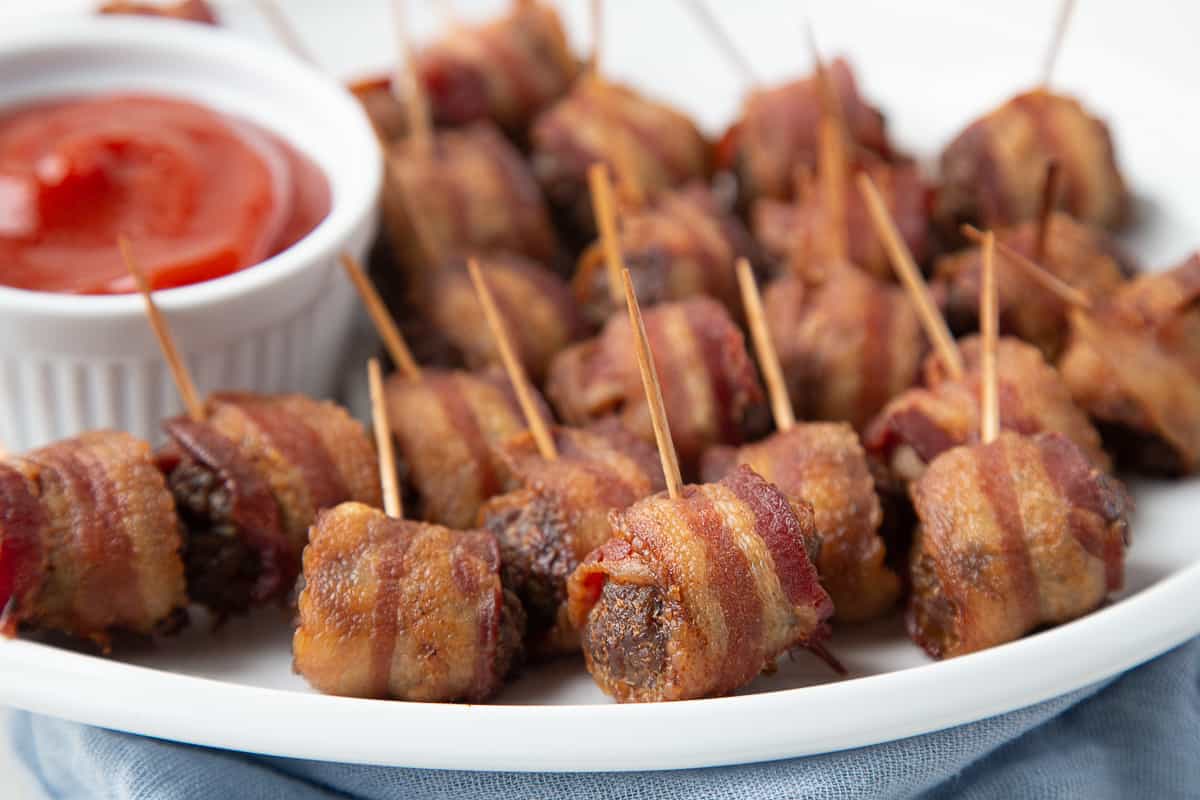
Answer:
[10,638,1200,799]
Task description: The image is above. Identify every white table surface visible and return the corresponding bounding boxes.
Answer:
[1,0,1197,795]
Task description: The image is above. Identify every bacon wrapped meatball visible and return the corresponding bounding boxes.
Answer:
[702,423,899,622]
[531,77,709,238]
[934,213,1131,359]
[763,265,926,431]
[99,0,217,23]
[936,89,1129,232]
[385,369,547,529]
[158,393,380,614]
[546,297,764,472]
[573,183,763,327]
[866,336,1110,484]
[1058,254,1200,475]
[384,123,558,287]
[479,424,664,656]
[0,431,188,644]
[716,58,890,206]
[568,465,833,702]
[294,502,525,701]
[753,157,929,283]
[908,432,1129,659]
[426,254,584,382]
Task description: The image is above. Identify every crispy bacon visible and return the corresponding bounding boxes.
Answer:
[426,254,584,382]
[908,432,1129,659]
[1058,253,1200,474]
[383,123,559,287]
[936,89,1129,232]
[160,393,379,612]
[1,432,187,644]
[763,265,926,431]
[531,77,709,237]
[294,502,525,701]
[479,425,665,656]
[573,183,763,327]
[934,213,1131,359]
[716,58,890,206]
[866,336,1110,484]
[567,465,832,702]
[348,76,410,145]
[546,297,764,472]
[98,0,217,23]
[702,423,900,622]
[753,157,929,283]
[386,368,547,528]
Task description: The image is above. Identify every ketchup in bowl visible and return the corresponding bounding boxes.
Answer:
[0,94,330,294]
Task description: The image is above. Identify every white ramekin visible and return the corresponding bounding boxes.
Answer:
[0,17,382,452]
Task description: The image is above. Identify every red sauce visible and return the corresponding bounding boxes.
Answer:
[0,94,330,294]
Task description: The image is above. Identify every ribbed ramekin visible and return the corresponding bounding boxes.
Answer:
[0,17,382,452]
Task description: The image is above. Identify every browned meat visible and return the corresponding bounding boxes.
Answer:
[546,297,764,473]
[715,58,890,206]
[763,265,926,431]
[573,183,763,327]
[383,122,558,288]
[385,368,546,528]
[568,465,832,702]
[702,423,900,622]
[98,0,217,23]
[348,76,410,145]
[936,89,1129,232]
[908,432,1128,659]
[1058,253,1200,475]
[294,502,524,701]
[0,431,188,645]
[934,212,1131,359]
[753,157,928,282]
[159,393,380,613]
[426,254,584,382]
[479,425,664,656]
[866,336,1110,485]
[531,77,709,237]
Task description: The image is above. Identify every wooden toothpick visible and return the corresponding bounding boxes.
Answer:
[960,224,1093,311]
[588,163,627,307]
[338,253,423,381]
[392,0,432,154]
[808,23,847,264]
[979,231,999,445]
[620,269,683,499]
[119,236,205,422]
[736,258,794,432]
[466,259,558,461]
[252,0,320,66]
[675,0,758,88]
[857,174,964,379]
[1041,0,1077,88]
[589,0,604,77]
[367,358,403,518]
[1034,160,1062,263]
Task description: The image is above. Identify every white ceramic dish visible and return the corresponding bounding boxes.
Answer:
[0,0,1197,775]
[0,17,382,452]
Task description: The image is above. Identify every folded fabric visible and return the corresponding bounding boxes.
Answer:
[11,638,1200,800]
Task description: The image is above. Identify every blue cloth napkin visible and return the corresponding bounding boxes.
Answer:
[11,638,1200,799]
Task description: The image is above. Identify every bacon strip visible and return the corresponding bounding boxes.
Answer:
[294,502,523,702]
[2,432,187,644]
[480,425,665,656]
[98,0,217,23]
[718,58,890,206]
[702,423,900,622]
[763,266,926,431]
[568,465,831,702]
[546,298,764,472]
[866,335,1110,483]
[908,432,1129,659]
[936,89,1129,232]
[1059,253,1200,474]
